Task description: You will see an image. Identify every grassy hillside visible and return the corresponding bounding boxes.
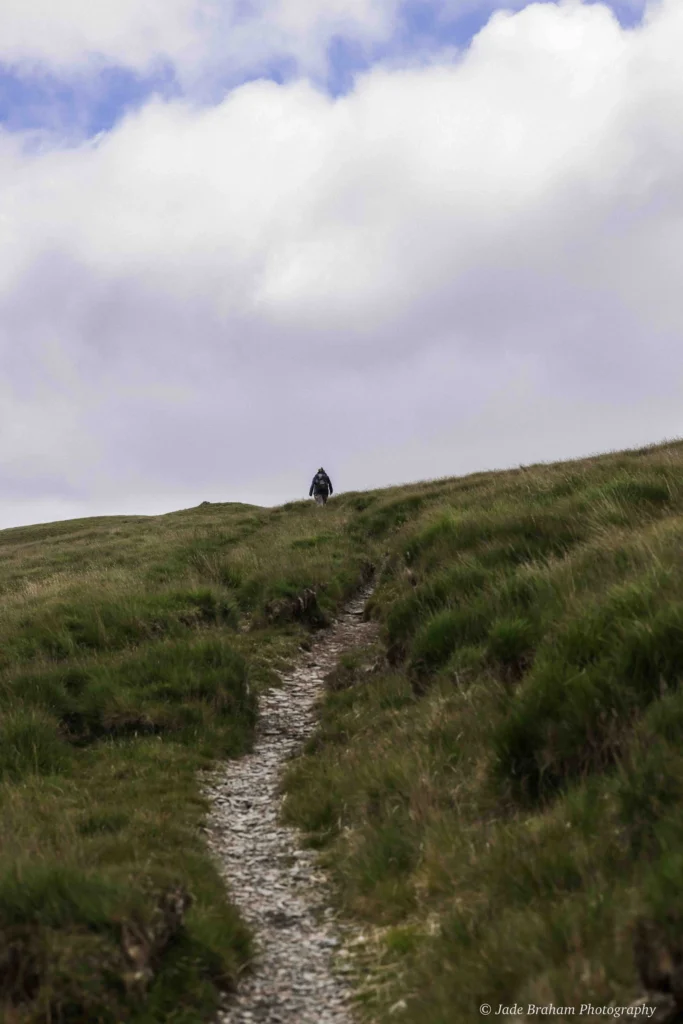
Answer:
[282,440,683,1021]
[0,500,371,1022]
[3,440,683,1022]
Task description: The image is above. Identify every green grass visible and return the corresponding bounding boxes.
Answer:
[7,440,683,1021]
[282,439,683,1021]
[0,498,371,1022]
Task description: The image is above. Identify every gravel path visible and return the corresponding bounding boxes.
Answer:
[204,587,378,1024]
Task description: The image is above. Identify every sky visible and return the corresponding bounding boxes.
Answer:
[0,0,680,529]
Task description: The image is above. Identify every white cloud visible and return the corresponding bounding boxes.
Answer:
[0,0,682,526]
[0,0,201,72]
[0,0,404,82]
[2,0,628,85]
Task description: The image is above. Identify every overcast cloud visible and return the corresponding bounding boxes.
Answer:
[0,0,681,528]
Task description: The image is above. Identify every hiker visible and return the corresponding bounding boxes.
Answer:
[309,467,333,506]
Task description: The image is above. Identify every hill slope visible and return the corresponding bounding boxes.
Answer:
[2,440,683,1021]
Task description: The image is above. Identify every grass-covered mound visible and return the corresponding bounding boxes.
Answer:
[283,440,683,1021]
[0,501,370,1022]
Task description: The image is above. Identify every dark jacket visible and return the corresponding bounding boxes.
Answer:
[309,471,333,497]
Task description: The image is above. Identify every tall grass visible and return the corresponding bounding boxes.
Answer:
[283,439,683,1021]
[7,441,683,1021]
[0,497,371,1022]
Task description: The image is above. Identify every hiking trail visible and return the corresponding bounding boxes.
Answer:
[203,585,378,1024]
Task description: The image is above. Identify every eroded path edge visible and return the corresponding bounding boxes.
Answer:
[204,586,378,1024]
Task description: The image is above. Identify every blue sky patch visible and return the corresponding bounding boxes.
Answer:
[325,2,498,97]
[0,1,648,138]
[0,63,180,139]
[323,0,646,99]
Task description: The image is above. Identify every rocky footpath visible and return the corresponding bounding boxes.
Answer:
[204,587,378,1024]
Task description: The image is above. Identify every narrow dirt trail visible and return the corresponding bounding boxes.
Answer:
[204,586,378,1024]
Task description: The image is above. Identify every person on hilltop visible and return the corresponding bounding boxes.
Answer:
[309,467,333,506]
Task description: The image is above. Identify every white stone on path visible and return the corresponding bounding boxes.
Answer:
[204,588,378,1024]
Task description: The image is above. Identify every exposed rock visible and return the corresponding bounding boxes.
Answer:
[121,886,193,995]
[264,587,328,629]
[632,918,683,1022]
[627,994,683,1024]
[634,917,683,1003]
